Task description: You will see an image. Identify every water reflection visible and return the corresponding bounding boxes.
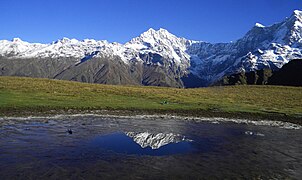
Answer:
[88,132,194,156]
[126,132,192,149]
[0,115,301,179]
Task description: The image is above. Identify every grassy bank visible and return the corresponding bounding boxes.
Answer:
[0,76,301,123]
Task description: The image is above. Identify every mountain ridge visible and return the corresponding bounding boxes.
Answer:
[1,10,302,87]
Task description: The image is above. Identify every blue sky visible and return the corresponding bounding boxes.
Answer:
[0,0,301,43]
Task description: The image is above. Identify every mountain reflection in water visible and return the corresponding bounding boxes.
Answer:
[126,132,192,149]
[88,132,194,156]
[0,115,301,179]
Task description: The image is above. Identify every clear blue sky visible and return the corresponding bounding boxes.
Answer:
[0,0,301,44]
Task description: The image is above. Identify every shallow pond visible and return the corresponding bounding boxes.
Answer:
[0,115,301,179]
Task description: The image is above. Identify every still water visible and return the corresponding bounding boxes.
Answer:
[0,115,301,179]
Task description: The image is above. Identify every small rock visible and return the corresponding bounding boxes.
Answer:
[67,129,73,134]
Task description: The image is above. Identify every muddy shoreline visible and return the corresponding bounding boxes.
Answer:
[0,108,301,125]
[0,110,301,129]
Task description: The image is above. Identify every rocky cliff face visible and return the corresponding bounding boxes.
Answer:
[1,10,302,87]
[269,59,302,86]
[214,59,302,86]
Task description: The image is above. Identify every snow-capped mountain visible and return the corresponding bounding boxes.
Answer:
[0,38,47,57]
[126,28,196,69]
[0,10,301,87]
[186,10,302,84]
[126,132,191,149]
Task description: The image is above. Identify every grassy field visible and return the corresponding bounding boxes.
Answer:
[0,76,301,123]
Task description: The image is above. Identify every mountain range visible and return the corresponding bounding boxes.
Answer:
[1,10,301,87]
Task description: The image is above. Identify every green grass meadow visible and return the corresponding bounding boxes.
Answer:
[0,76,301,122]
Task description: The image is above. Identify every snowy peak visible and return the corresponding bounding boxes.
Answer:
[255,23,265,28]
[125,28,195,65]
[293,10,302,18]
[241,10,302,46]
[128,28,185,47]
[53,37,79,44]
[281,10,302,45]
[12,38,23,43]
[288,10,302,28]
[0,38,46,57]
[141,28,174,38]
